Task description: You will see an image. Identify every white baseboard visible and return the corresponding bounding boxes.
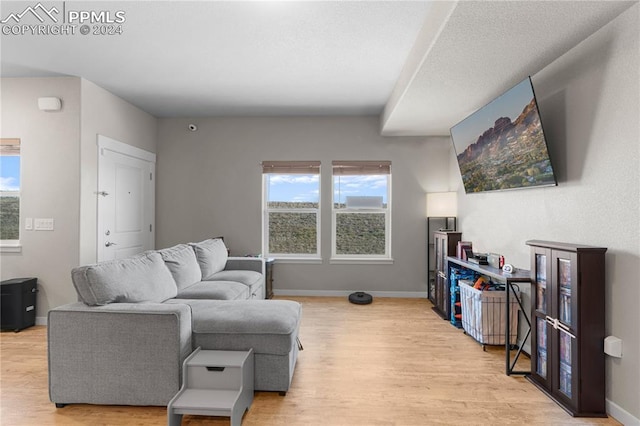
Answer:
[273,289,427,298]
[607,399,640,426]
[36,316,47,326]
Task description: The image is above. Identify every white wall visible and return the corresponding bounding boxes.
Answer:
[0,77,82,317]
[156,116,451,295]
[454,5,639,421]
[0,77,157,319]
[79,79,157,265]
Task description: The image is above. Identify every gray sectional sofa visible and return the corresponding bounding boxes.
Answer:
[48,238,301,407]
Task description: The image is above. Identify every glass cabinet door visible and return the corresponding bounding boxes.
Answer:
[552,251,578,405]
[558,258,572,327]
[558,329,574,398]
[435,235,442,271]
[428,273,436,302]
[532,250,551,380]
[536,317,548,378]
[535,253,548,314]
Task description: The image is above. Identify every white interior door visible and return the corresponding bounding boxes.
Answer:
[97,135,155,261]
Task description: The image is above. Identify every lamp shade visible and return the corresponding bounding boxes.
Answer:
[426,192,457,217]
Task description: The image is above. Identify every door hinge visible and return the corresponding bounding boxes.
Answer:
[150,224,153,232]
[150,172,153,181]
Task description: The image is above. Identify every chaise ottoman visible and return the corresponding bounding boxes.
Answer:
[168,299,302,393]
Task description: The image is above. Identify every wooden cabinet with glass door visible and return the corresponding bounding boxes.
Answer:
[527,240,607,417]
[432,231,461,320]
[427,217,456,305]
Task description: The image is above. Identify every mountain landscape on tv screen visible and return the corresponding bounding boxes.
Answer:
[457,98,556,193]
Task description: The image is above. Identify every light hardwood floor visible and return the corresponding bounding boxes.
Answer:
[0,297,620,425]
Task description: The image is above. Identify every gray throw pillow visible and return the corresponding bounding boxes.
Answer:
[71,251,178,306]
[157,244,202,290]
[189,238,228,280]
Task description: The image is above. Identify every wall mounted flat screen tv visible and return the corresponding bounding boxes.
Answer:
[450,77,557,193]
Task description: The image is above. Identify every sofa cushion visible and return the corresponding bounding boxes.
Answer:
[175,281,249,300]
[157,244,202,291]
[208,270,262,288]
[71,252,177,306]
[189,238,228,280]
[171,299,301,355]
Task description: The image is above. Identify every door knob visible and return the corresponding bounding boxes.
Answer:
[105,241,117,247]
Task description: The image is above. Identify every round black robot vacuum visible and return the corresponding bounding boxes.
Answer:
[348,291,373,305]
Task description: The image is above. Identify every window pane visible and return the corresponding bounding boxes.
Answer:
[267,174,319,208]
[0,156,20,189]
[1,152,20,241]
[335,212,385,255]
[334,175,387,208]
[269,212,317,254]
[0,195,19,240]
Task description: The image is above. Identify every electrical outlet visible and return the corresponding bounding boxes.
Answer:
[34,218,54,231]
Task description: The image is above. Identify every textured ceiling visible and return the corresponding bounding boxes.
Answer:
[381,1,637,135]
[0,1,431,117]
[1,1,636,135]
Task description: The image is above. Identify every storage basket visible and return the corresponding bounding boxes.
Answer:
[459,280,519,346]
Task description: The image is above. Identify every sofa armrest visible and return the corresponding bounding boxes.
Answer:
[225,256,265,274]
[48,302,192,406]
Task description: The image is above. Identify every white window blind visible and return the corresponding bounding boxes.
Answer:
[332,160,391,175]
[262,161,321,175]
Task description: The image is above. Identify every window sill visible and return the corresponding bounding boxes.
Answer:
[270,257,323,264]
[330,258,394,265]
[0,243,22,253]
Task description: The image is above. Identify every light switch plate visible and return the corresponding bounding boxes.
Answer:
[25,218,33,230]
[34,218,54,231]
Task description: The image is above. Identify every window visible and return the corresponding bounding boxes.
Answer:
[262,161,321,260]
[0,138,21,246]
[332,161,391,261]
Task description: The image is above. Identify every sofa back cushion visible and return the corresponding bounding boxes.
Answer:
[157,244,202,291]
[189,238,228,280]
[71,252,178,306]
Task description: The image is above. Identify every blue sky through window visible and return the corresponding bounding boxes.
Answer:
[0,156,20,191]
[334,175,387,205]
[267,174,319,203]
[266,173,388,204]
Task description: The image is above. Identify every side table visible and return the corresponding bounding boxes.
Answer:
[265,258,275,299]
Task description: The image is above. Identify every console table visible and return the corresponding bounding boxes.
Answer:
[447,256,531,375]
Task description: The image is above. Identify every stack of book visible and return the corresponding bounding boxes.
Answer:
[456,241,473,259]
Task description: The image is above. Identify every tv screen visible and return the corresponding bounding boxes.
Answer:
[450,77,557,193]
